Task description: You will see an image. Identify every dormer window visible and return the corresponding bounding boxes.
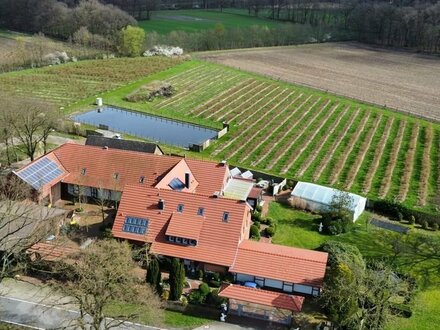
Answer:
[177,204,184,213]
[113,172,119,180]
[81,168,87,176]
[197,207,205,216]
[222,212,229,223]
[139,176,145,184]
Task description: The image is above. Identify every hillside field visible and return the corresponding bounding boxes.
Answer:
[199,42,440,122]
[101,60,440,214]
[139,9,290,34]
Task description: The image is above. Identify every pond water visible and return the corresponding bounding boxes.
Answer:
[73,106,218,148]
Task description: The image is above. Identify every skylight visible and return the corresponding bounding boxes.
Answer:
[177,204,184,213]
[139,176,145,184]
[197,207,205,216]
[169,177,185,191]
[222,212,230,223]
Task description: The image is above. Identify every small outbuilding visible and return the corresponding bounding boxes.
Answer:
[291,182,367,221]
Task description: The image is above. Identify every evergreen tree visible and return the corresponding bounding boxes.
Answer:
[146,257,162,295]
[169,258,185,301]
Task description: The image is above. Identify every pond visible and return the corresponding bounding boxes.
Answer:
[73,106,219,148]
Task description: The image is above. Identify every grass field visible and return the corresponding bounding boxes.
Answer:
[139,9,290,34]
[97,60,440,214]
[199,42,440,122]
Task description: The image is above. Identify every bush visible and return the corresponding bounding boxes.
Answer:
[397,212,404,222]
[161,290,169,301]
[421,220,430,230]
[188,289,205,304]
[206,289,226,307]
[199,283,210,296]
[209,280,221,288]
[322,213,352,235]
[389,303,412,318]
[432,223,439,231]
[265,226,276,237]
[255,205,263,213]
[197,269,204,280]
[212,272,220,281]
[250,224,260,239]
[409,215,416,225]
[180,296,188,306]
[252,212,262,222]
[253,221,261,229]
[265,217,274,226]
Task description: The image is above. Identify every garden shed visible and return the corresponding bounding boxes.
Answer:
[291,182,367,221]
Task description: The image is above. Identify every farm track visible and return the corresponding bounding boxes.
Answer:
[378,121,407,198]
[397,123,420,202]
[344,114,383,189]
[362,117,394,194]
[296,106,350,177]
[281,103,341,174]
[418,125,433,206]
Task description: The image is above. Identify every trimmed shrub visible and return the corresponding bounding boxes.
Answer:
[199,283,210,296]
[432,223,439,231]
[409,215,416,225]
[253,221,261,229]
[250,224,260,239]
[197,269,204,280]
[255,205,263,213]
[421,220,429,230]
[265,217,274,226]
[169,258,185,301]
[265,226,276,237]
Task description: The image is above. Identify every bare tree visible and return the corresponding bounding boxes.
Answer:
[52,240,164,330]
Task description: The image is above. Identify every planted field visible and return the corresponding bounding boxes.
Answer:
[199,42,440,122]
[0,57,182,106]
[104,60,440,212]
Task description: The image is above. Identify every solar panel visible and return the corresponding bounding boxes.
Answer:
[371,219,409,234]
[16,157,64,190]
[122,216,149,235]
[168,177,185,191]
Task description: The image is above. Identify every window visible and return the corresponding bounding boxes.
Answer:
[182,238,188,244]
[176,237,182,243]
[113,172,119,180]
[312,287,320,297]
[222,212,229,223]
[177,204,184,213]
[80,168,87,176]
[91,188,98,198]
[190,240,197,246]
[169,236,175,242]
[139,176,145,184]
[197,207,205,216]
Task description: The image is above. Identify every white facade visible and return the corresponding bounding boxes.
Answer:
[291,182,367,221]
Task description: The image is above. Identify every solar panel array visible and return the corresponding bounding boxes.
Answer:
[16,157,64,190]
[122,216,149,235]
[169,177,185,191]
[371,219,409,234]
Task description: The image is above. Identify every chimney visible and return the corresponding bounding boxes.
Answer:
[185,172,190,189]
[220,160,227,166]
[158,199,165,210]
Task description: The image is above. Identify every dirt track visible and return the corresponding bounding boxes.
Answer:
[200,42,440,122]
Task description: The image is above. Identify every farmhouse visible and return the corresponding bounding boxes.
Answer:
[291,181,367,221]
[13,143,328,323]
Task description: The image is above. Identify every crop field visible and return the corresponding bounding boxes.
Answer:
[0,57,182,106]
[139,10,289,34]
[104,61,440,213]
[199,42,440,122]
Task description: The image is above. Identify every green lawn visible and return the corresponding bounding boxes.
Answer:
[139,9,290,34]
[268,201,440,329]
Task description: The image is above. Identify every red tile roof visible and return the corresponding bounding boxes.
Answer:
[113,186,251,267]
[156,159,199,193]
[46,143,227,195]
[27,242,79,261]
[218,284,305,312]
[165,212,203,241]
[229,240,328,287]
[248,187,263,199]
